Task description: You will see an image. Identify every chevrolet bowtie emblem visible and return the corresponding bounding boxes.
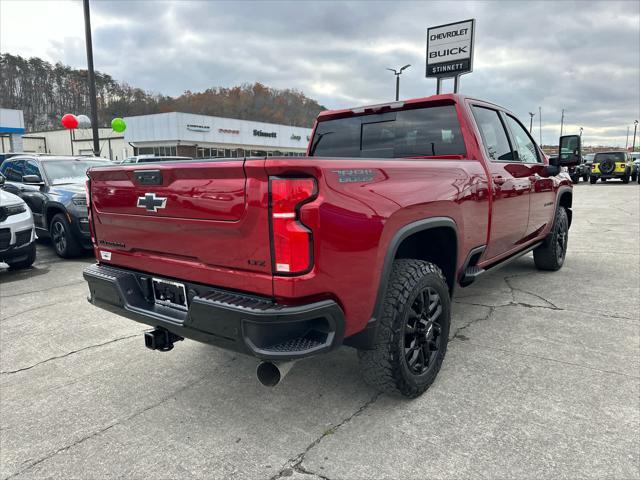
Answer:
[137,193,167,212]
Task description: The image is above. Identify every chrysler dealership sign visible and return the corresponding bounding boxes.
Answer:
[426,19,475,78]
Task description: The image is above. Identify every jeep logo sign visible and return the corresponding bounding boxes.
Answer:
[426,19,475,78]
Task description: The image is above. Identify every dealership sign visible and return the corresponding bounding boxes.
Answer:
[186,123,210,132]
[426,19,475,78]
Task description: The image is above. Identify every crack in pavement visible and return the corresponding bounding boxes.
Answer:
[504,276,561,310]
[463,340,640,380]
[0,298,76,324]
[2,356,238,480]
[268,393,382,480]
[0,334,140,375]
[451,305,495,341]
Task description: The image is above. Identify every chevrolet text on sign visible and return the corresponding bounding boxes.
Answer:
[426,19,475,78]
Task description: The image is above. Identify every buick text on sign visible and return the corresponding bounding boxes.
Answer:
[426,19,475,78]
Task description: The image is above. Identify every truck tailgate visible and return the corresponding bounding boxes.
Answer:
[88,159,274,296]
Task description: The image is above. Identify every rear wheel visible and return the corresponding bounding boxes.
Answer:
[582,173,589,182]
[50,213,82,258]
[590,176,597,184]
[6,242,36,270]
[601,178,607,183]
[631,170,638,182]
[358,259,451,398]
[621,172,630,184]
[533,207,569,271]
[570,174,579,184]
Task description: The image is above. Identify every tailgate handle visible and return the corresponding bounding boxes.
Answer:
[134,170,163,186]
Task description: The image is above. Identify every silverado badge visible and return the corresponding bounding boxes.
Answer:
[137,193,167,212]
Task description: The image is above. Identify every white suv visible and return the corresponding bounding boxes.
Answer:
[0,176,37,269]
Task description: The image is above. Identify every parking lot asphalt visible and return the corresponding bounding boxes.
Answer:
[1,182,639,480]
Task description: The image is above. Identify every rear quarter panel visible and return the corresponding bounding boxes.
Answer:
[266,157,490,336]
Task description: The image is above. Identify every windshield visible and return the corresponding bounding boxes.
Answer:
[310,105,466,158]
[594,152,624,163]
[42,160,110,185]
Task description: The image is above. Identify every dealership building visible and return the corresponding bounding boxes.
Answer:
[21,112,313,161]
[0,108,25,153]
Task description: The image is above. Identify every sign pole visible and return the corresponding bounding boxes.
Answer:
[453,76,460,93]
[83,0,100,157]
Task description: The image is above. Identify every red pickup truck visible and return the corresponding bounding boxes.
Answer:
[84,94,579,397]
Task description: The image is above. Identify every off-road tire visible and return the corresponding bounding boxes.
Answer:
[589,176,597,184]
[6,242,36,270]
[50,213,82,258]
[582,174,589,182]
[631,171,638,182]
[358,259,451,398]
[570,174,579,184]
[533,207,569,271]
[601,177,607,183]
[621,172,630,184]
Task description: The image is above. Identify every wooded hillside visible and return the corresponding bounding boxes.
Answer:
[0,53,325,131]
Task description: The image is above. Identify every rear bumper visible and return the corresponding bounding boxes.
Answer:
[83,263,345,360]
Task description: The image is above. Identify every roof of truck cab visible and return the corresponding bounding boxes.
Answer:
[316,94,506,121]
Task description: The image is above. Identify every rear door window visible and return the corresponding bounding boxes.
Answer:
[310,105,466,158]
[1,159,25,182]
[471,106,514,162]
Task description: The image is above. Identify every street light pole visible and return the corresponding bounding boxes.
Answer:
[386,64,411,101]
[83,0,100,156]
[538,106,542,146]
[560,109,565,137]
[528,112,535,133]
[626,126,630,150]
[633,120,638,152]
[579,127,583,139]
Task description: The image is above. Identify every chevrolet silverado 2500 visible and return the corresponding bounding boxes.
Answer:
[83,94,579,397]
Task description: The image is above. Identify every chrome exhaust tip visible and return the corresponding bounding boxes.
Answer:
[256,361,296,387]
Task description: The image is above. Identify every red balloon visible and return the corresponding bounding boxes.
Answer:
[61,113,78,129]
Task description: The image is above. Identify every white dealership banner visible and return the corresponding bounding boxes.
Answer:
[426,19,475,78]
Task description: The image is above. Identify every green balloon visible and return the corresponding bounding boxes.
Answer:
[111,117,126,133]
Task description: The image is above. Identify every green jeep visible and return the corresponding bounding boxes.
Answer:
[589,151,635,184]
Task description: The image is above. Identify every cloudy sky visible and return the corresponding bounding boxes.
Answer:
[1,0,639,146]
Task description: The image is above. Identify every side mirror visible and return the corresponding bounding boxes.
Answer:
[558,135,581,166]
[545,156,560,176]
[22,174,43,185]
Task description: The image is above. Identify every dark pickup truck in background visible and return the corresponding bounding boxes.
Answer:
[83,94,579,397]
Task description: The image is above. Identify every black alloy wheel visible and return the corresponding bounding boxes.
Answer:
[555,221,567,265]
[51,219,67,254]
[404,287,443,375]
[49,213,82,258]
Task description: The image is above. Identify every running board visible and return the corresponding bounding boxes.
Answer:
[460,265,485,287]
[459,241,543,287]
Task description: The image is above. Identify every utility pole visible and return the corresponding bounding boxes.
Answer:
[626,126,630,150]
[633,120,638,152]
[528,112,535,133]
[538,106,542,146]
[83,0,100,156]
[560,109,565,137]
[386,64,411,101]
[579,127,583,139]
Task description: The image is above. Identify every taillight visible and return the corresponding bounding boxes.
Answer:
[85,178,96,244]
[269,177,316,275]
